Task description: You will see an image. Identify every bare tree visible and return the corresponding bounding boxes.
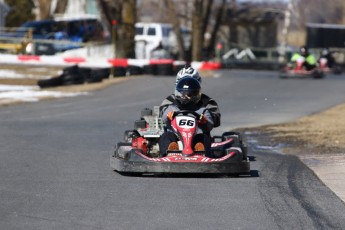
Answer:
[294,0,344,25]
[54,0,69,15]
[164,0,186,60]
[191,0,204,61]
[36,0,52,20]
[34,0,69,19]
[96,0,136,58]
[205,0,226,58]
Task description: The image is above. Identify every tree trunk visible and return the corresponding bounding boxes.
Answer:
[36,0,52,20]
[117,0,136,58]
[192,0,203,61]
[228,0,238,47]
[54,0,68,15]
[164,0,186,60]
[96,0,136,58]
[206,0,225,58]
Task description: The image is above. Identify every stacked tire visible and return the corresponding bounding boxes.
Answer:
[38,65,112,88]
[61,65,85,85]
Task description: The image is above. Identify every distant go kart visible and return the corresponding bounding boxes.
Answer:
[110,107,250,176]
[279,59,325,79]
[318,57,343,75]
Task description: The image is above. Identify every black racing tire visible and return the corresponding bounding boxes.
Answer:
[143,64,157,75]
[313,70,324,79]
[156,64,174,76]
[113,67,127,77]
[79,67,92,82]
[37,75,63,88]
[127,65,143,76]
[174,64,185,75]
[332,65,343,75]
[141,108,153,117]
[63,65,79,75]
[242,144,248,160]
[222,131,242,143]
[92,68,110,80]
[62,73,85,85]
[134,120,146,129]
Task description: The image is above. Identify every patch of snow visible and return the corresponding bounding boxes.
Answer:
[0,85,39,92]
[0,84,88,103]
[0,69,53,79]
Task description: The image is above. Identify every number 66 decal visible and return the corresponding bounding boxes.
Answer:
[176,117,195,128]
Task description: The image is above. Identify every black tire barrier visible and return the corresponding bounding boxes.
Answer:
[127,65,143,76]
[222,60,284,70]
[134,120,146,129]
[79,67,92,82]
[62,73,85,85]
[37,75,63,88]
[143,64,157,75]
[174,64,185,75]
[60,65,85,85]
[112,67,127,77]
[62,65,80,75]
[91,68,110,82]
[156,63,174,76]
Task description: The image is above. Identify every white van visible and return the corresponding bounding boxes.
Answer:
[135,22,190,59]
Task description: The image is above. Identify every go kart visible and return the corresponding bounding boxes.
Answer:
[279,59,325,79]
[110,107,250,175]
[318,57,343,75]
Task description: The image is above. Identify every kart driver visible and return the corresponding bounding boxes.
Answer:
[158,67,221,157]
[172,66,220,128]
[290,46,317,71]
[318,47,335,69]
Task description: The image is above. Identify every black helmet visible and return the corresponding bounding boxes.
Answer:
[175,77,201,107]
[300,46,309,56]
[321,47,329,56]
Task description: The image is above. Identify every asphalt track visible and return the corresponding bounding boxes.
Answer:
[1,70,345,229]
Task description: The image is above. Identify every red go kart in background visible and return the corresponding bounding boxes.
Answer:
[279,57,325,79]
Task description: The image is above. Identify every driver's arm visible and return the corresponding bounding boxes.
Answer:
[196,108,214,132]
[161,105,179,124]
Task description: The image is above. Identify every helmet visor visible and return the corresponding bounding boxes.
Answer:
[175,88,201,105]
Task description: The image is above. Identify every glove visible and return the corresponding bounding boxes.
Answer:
[167,111,175,121]
[198,114,208,125]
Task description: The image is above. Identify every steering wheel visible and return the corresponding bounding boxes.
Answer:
[171,110,200,120]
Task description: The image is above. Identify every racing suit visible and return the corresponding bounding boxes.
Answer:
[158,93,221,157]
[290,53,317,71]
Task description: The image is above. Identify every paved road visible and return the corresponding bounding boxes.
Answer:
[1,70,345,229]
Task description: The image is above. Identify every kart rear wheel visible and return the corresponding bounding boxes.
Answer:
[141,108,153,117]
[134,120,147,129]
[313,70,324,79]
[222,131,242,145]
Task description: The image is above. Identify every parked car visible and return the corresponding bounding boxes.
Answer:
[0,17,110,55]
[135,22,190,59]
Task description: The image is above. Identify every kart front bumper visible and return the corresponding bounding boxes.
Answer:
[110,153,250,175]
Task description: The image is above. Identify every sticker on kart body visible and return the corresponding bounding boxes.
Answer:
[135,150,237,163]
[176,116,195,128]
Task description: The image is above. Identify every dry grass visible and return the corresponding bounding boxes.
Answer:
[238,103,345,155]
